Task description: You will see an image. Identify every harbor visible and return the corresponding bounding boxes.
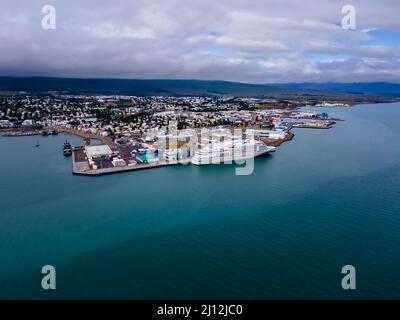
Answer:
[2,102,400,299]
[69,124,297,176]
[41,114,338,176]
[70,131,278,176]
[2,104,340,176]
[1,0,399,301]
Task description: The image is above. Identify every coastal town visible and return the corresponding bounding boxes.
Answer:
[0,93,341,175]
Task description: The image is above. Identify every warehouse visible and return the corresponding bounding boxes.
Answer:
[85,145,113,159]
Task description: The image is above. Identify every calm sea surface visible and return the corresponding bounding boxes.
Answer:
[0,103,400,299]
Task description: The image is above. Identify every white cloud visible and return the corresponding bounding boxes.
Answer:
[84,23,156,39]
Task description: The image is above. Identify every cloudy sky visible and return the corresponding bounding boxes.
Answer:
[0,0,399,83]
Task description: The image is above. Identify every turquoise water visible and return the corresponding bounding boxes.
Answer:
[0,103,400,299]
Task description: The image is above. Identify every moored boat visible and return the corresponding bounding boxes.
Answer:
[63,140,72,156]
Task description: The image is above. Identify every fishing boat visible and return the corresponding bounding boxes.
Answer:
[63,140,72,156]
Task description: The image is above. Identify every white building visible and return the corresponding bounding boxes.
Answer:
[248,129,287,140]
[0,120,13,128]
[85,145,113,159]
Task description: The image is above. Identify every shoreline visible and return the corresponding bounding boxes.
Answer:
[72,130,297,177]
[1,115,341,177]
[1,125,303,177]
[48,126,117,148]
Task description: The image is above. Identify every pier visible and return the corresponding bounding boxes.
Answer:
[291,121,335,129]
[72,146,185,176]
[48,126,118,148]
[260,131,295,147]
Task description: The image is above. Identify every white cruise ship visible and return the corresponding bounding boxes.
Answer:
[191,140,276,165]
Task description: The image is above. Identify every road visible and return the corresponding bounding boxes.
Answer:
[48,126,117,148]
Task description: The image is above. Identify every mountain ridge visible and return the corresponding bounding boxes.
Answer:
[0,77,399,98]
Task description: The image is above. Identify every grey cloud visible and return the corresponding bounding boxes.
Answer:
[0,0,399,82]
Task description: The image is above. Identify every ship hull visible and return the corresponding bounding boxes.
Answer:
[191,148,275,166]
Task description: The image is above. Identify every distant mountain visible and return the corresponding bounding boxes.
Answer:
[0,77,399,99]
[271,82,400,97]
[0,77,310,97]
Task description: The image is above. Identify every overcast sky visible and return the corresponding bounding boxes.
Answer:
[0,0,399,83]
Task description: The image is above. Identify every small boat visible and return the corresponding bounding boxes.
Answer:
[35,142,40,147]
[63,140,72,156]
[41,130,50,136]
[51,130,58,135]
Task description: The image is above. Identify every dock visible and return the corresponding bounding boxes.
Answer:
[290,121,336,129]
[72,146,184,176]
[260,131,295,147]
[0,129,41,137]
[69,119,337,176]
[48,126,117,148]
